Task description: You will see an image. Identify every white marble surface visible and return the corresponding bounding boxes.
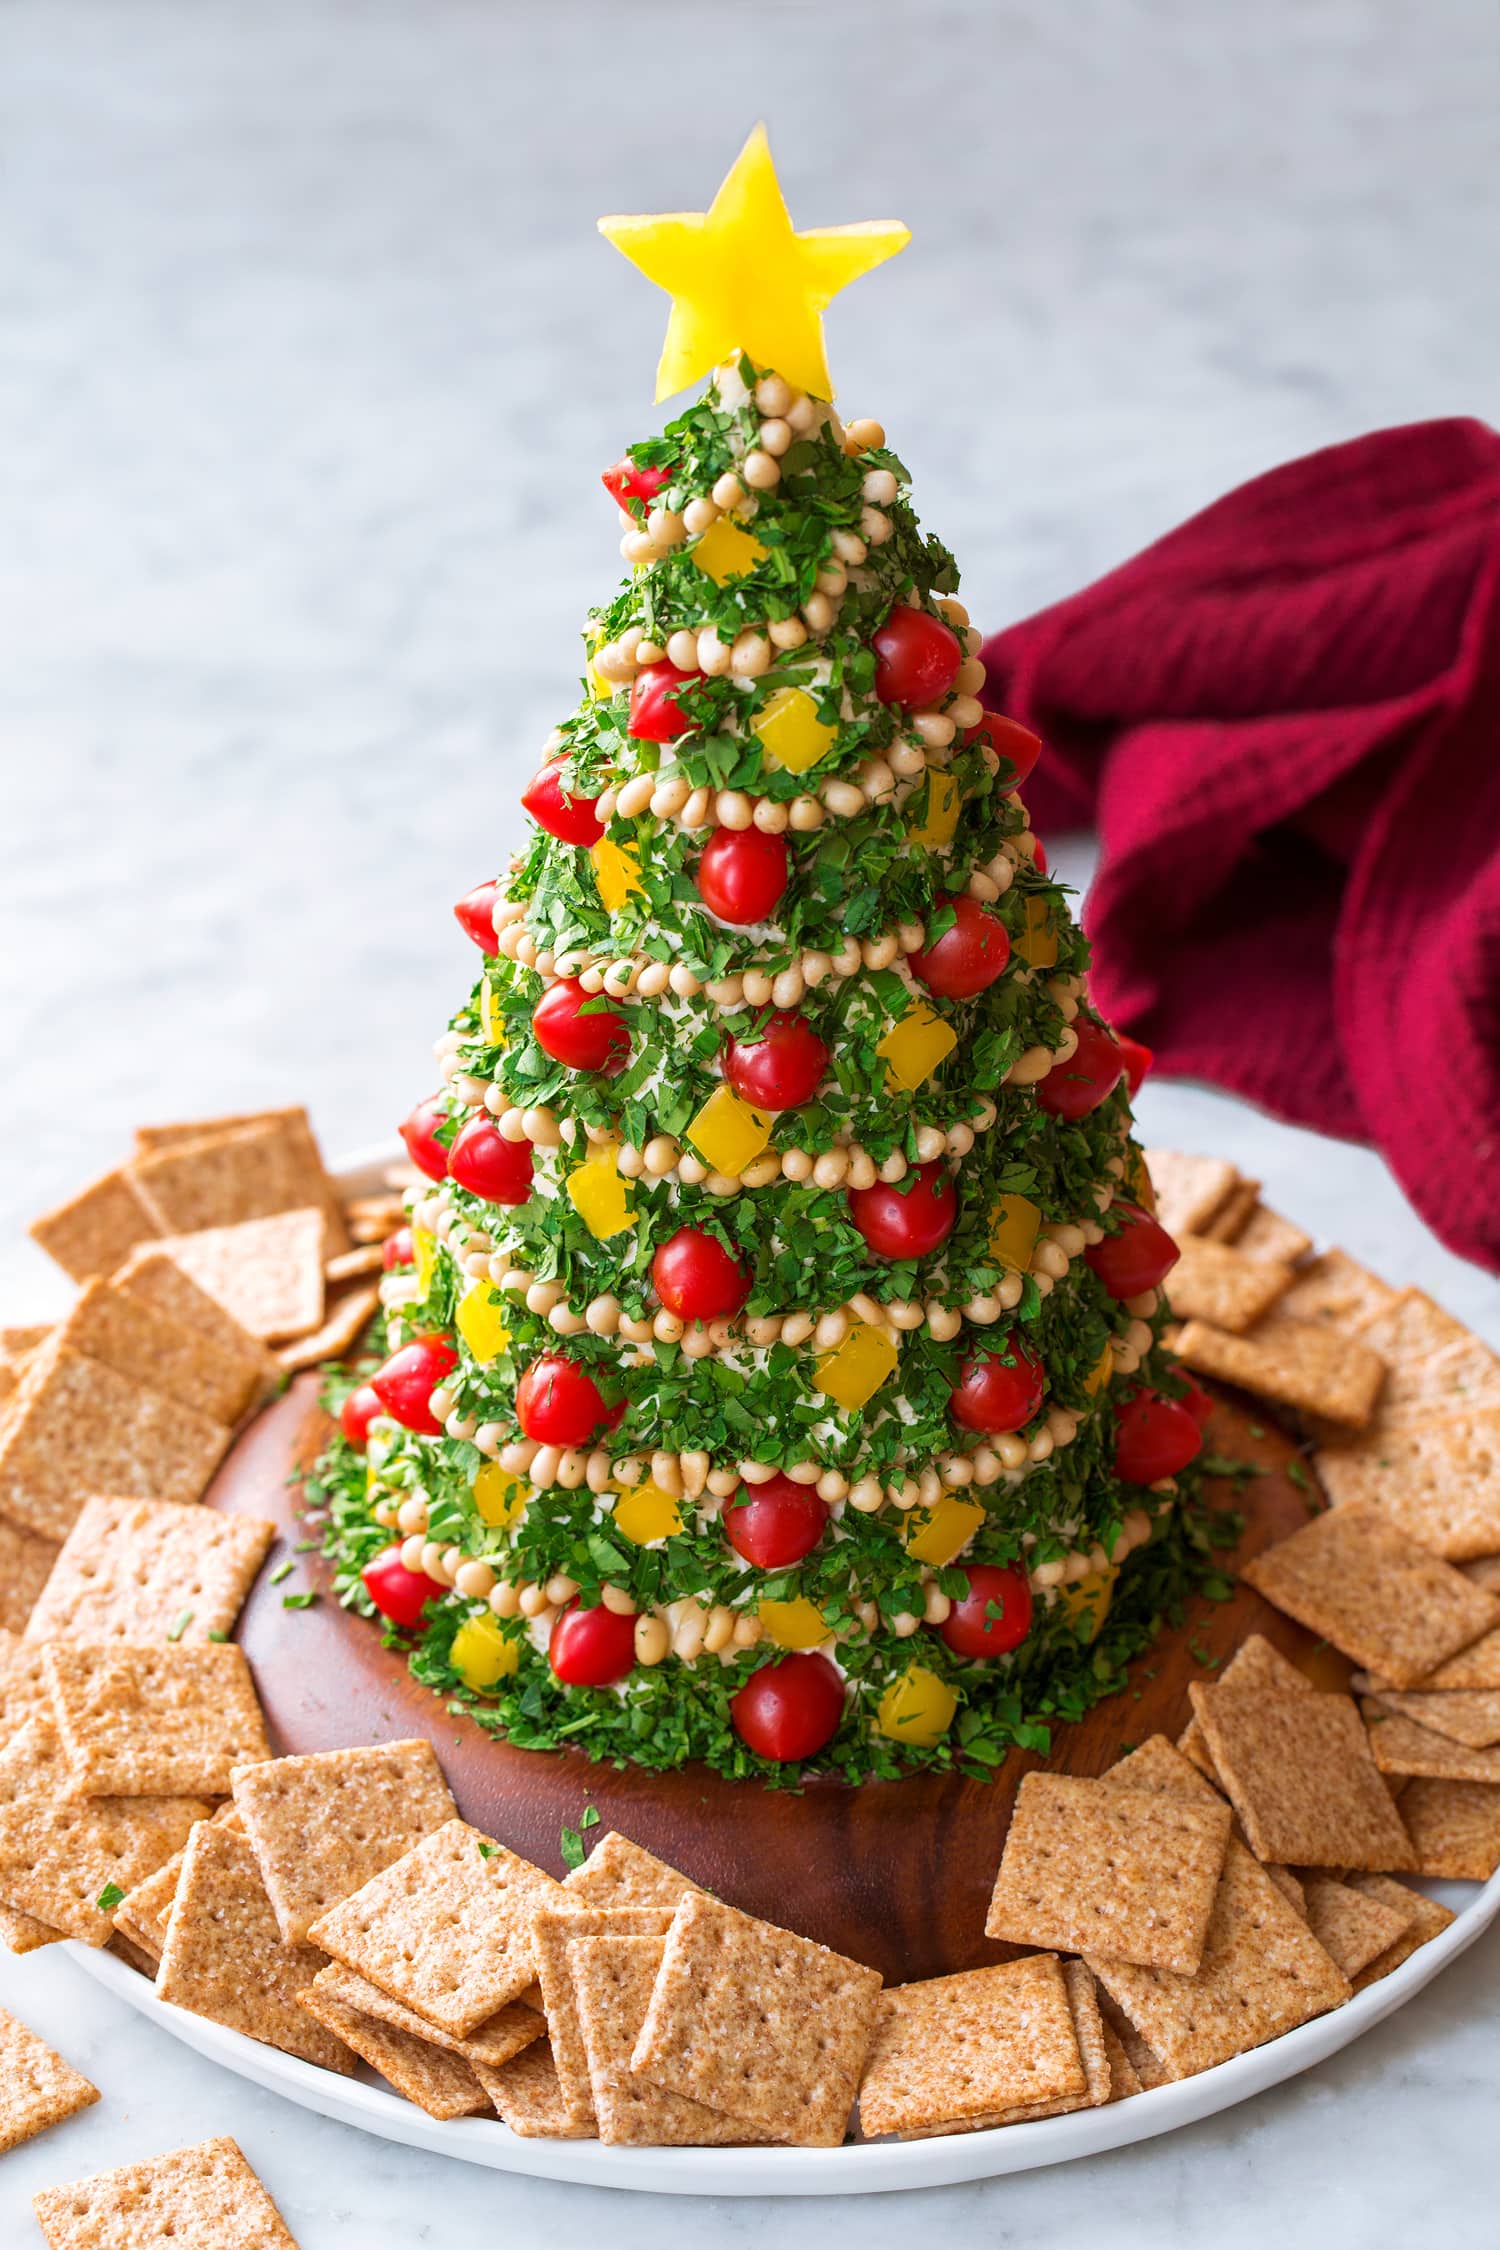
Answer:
[4,0,1500,2239]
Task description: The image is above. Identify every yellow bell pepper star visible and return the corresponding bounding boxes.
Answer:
[598,124,909,402]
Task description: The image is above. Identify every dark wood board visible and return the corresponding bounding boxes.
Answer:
[211,1382,1339,1985]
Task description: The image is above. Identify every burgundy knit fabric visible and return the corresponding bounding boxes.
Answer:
[979,418,1500,1273]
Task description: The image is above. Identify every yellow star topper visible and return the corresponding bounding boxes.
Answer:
[598,125,909,404]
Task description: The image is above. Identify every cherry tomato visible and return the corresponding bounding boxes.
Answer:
[532,978,631,1076]
[1036,1017,1125,1119]
[370,1336,458,1436]
[948,1337,1045,1434]
[1115,1031,1153,1096]
[398,1093,450,1183]
[549,1600,637,1687]
[730,1652,844,1762]
[847,1160,957,1261]
[361,1544,447,1630]
[382,1226,414,1272]
[1084,1202,1180,1299]
[724,1475,828,1569]
[628,661,694,743]
[723,1011,829,1110]
[453,880,500,955]
[516,1353,623,1447]
[939,1563,1033,1659]
[601,455,671,512]
[871,606,962,708]
[1115,1391,1203,1483]
[696,826,789,925]
[339,1382,386,1451]
[652,1226,752,1322]
[911,895,1011,1001]
[966,710,1042,792]
[446,1114,534,1206]
[521,761,605,846]
[1032,840,1049,875]
[1178,1375,1215,1428]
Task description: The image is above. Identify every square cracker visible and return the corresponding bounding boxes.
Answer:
[1315,1415,1500,1560]
[1298,1876,1413,1980]
[56,1278,254,1428]
[157,1821,354,2072]
[1107,1730,1231,1804]
[1236,1205,1314,1265]
[44,1642,270,1798]
[25,1495,275,1646]
[560,1829,705,1913]
[1087,1839,1351,2080]
[984,1771,1231,1973]
[475,2036,593,2139]
[0,2005,98,2153]
[573,1934,774,2146]
[0,1516,59,1633]
[296,1982,489,2119]
[29,1167,160,1284]
[308,1819,563,2036]
[890,1960,1117,2139]
[1165,1238,1294,1333]
[155,1209,326,1343]
[1395,1778,1500,1880]
[134,1105,347,1251]
[1345,1874,1456,1990]
[307,1961,542,2071]
[632,1892,883,2148]
[0,1336,230,1541]
[1361,1702,1500,1784]
[1188,1682,1415,1870]
[1176,1632,1311,1781]
[1276,1249,1397,1332]
[1396,1625,1500,1694]
[1355,1679,1500,1748]
[1240,1505,1500,1688]
[1175,1315,1385,1430]
[112,1805,242,1961]
[32,2136,299,2250]
[275,1283,380,1373]
[128,1118,339,1252]
[112,1246,275,1410]
[0,1718,210,1945]
[232,1740,457,1944]
[533,1904,677,2131]
[1202,1179,1261,1243]
[859,1954,1085,2140]
[1144,1151,1237,1239]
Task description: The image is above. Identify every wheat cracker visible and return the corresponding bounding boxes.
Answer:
[1298,1876,1412,1979]
[1362,1701,1500,1784]
[1166,1238,1294,1332]
[572,1934,772,2145]
[156,1209,326,1343]
[33,2135,300,2250]
[1189,1683,1415,1869]
[29,1168,161,1284]
[474,2036,592,2138]
[232,1739,456,1944]
[1344,1874,1456,1989]
[1354,1678,1500,1748]
[44,1641,270,1799]
[1144,1151,1238,1239]
[1315,1415,1500,1559]
[296,1981,489,2118]
[307,1960,542,2070]
[561,1829,705,1912]
[56,1278,253,1427]
[1276,1249,1398,1332]
[1396,1778,1500,1879]
[1176,1314,1385,1429]
[0,2005,98,2153]
[112,1246,275,1410]
[26,1495,274,1647]
[533,1904,676,2130]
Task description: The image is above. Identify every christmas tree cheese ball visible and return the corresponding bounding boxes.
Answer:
[322,131,1211,1782]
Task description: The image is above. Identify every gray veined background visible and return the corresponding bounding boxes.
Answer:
[2,3,1500,2243]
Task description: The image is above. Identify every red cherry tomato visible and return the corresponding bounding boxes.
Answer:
[966,710,1043,792]
[871,606,962,708]
[723,1011,829,1110]
[847,1160,957,1261]
[1178,1375,1215,1428]
[652,1226,752,1322]
[911,895,1011,1000]
[949,1337,1046,1434]
[549,1600,637,1687]
[446,1114,534,1206]
[398,1094,450,1183]
[1032,839,1049,875]
[730,1652,844,1763]
[628,662,694,743]
[521,761,605,846]
[1036,1017,1125,1119]
[361,1544,447,1630]
[1115,1031,1153,1096]
[453,880,500,955]
[339,1382,386,1451]
[532,979,631,1076]
[382,1226,414,1272]
[1084,1202,1180,1299]
[696,826,790,925]
[939,1563,1034,1659]
[724,1475,828,1570]
[516,1353,623,1447]
[370,1335,459,1436]
[601,455,671,513]
[1115,1391,1204,1483]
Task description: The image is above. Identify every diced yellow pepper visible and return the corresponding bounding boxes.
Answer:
[1082,1344,1113,1396]
[903,1495,985,1568]
[815,1321,900,1411]
[759,1596,830,1650]
[591,837,645,913]
[690,516,768,585]
[451,1611,520,1691]
[686,1084,773,1175]
[876,1002,958,1094]
[906,770,961,849]
[752,686,838,776]
[1056,1564,1118,1643]
[1127,1148,1156,1213]
[473,1461,528,1530]
[456,1283,511,1365]
[412,1225,438,1295]
[876,1664,958,1749]
[566,1143,636,1240]
[1013,894,1058,969]
[613,1481,683,1545]
[988,1193,1041,1271]
[479,983,508,1045]
[588,655,616,700]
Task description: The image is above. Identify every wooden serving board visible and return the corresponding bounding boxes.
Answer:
[212,1384,1339,1984]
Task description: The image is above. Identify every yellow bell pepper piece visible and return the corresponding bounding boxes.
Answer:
[613,1481,683,1545]
[1082,1344,1113,1396]
[451,1611,520,1691]
[752,686,838,776]
[906,770,961,849]
[876,1664,958,1749]
[591,837,646,913]
[412,1225,438,1295]
[456,1283,511,1365]
[1056,1564,1118,1643]
[566,1143,636,1240]
[814,1321,900,1411]
[686,1084,773,1175]
[473,1461,528,1530]
[904,1495,985,1568]
[876,1002,958,1094]
[479,983,508,1045]
[988,1193,1041,1272]
[691,516,768,586]
[759,1596,829,1650]
[1013,894,1059,969]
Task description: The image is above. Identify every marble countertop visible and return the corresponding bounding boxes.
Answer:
[3,0,1499,2239]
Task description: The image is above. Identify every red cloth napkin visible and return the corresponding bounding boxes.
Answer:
[980,417,1500,1275]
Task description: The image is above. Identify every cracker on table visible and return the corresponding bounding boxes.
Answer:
[475,2036,593,2138]
[1236,1205,1315,1265]
[1175,1314,1386,1429]
[1202,1179,1262,1243]
[0,2005,98,2154]
[1165,1237,1294,1333]
[1188,1683,1415,1870]
[25,1494,275,1647]
[1315,1415,1500,1560]
[1276,1249,1398,1332]
[233,1740,457,1945]
[632,1892,883,2148]
[275,1282,380,1373]
[1344,1874,1456,1991]
[1355,1679,1500,1748]
[1175,1633,1313,1780]
[560,1829,706,1913]
[29,1167,160,1283]
[984,1771,1231,1974]
[1087,1839,1351,2081]
[157,1822,353,2072]
[112,1246,275,1410]
[56,1278,254,1428]
[0,1519,60,1635]
[533,1905,676,2131]
[307,1961,542,2071]
[1241,1505,1500,1688]
[111,1805,242,1960]
[1362,1701,1500,1784]
[296,1981,489,2119]
[155,1209,326,1343]
[44,1641,270,1799]
[0,1336,230,1541]
[1397,1778,1500,1879]
[1298,1876,1413,1980]
[572,1934,772,2146]
[308,1819,563,2037]
[1143,1151,1238,1239]
[32,2135,299,2250]
[860,1954,1085,2140]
